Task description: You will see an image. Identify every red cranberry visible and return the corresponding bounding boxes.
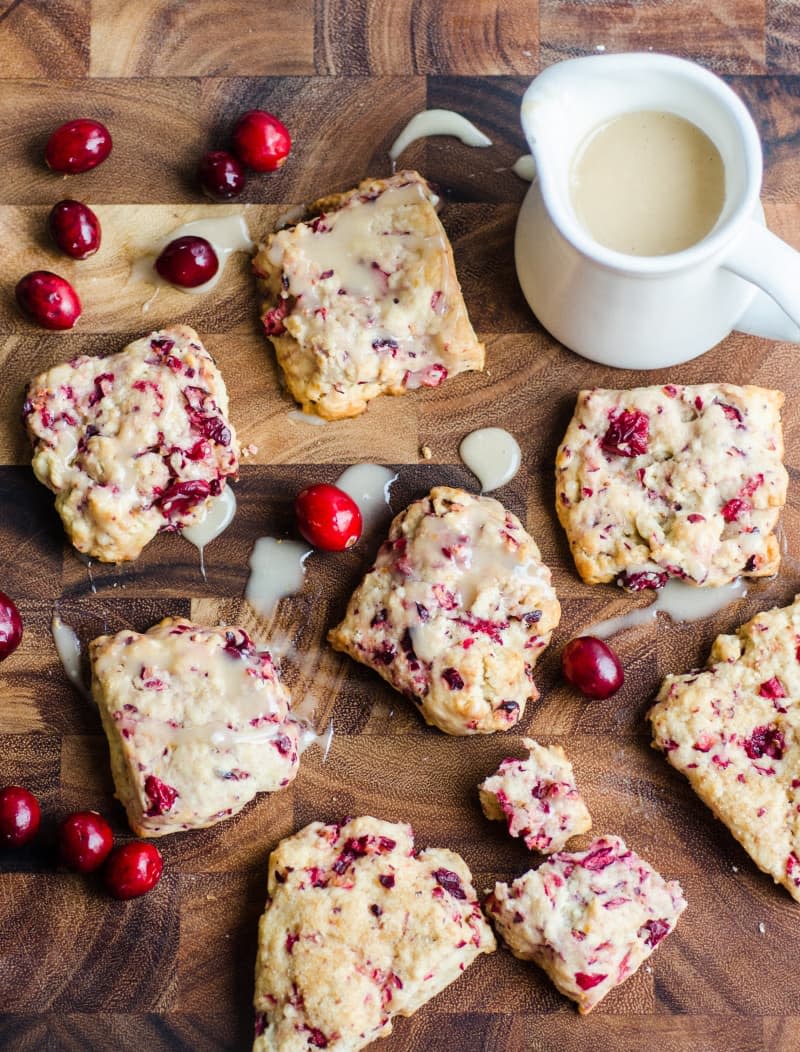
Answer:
[15,271,82,330]
[58,810,114,873]
[231,110,291,172]
[295,483,363,551]
[105,841,164,900]
[562,636,624,699]
[45,119,112,174]
[0,786,41,847]
[155,236,219,289]
[47,200,102,260]
[0,591,23,660]
[197,150,246,200]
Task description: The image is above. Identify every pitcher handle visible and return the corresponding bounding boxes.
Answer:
[723,220,800,341]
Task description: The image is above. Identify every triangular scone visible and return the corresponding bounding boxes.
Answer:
[23,325,238,563]
[253,170,485,420]
[90,618,301,836]
[328,487,560,735]
[555,383,787,588]
[253,816,495,1051]
[650,596,800,902]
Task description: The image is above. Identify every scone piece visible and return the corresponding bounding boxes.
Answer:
[479,738,592,852]
[253,815,495,1052]
[328,486,560,735]
[253,170,485,420]
[556,384,787,588]
[89,618,301,836]
[486,835,686,1014]
[23,325,239,562]
[650,595,800,903]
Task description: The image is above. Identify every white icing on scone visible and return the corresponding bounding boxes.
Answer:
[479,738,592,852]
[89,618,300,837]
[253,171,485,420]
[328,486,561,735]
[555,384,787,589]
[486,835,686,1014]
[24,325,239,563]
[253,815,495,1051]
[650,594,800,903]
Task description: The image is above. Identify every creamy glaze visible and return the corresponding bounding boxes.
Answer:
[335,463,397,536]
[181,486,237,580]
[389,109,492,163]
[459,427,521,492]
[512,154,536,181]
[134,213,254,295]
[570,110,725,256]
[51,615,91,697]
[245,537,312,618]
[287,410,328,427]
[588,578,749,640]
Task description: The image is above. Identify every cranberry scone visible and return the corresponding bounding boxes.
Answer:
[253,170,485,420]
[485,836,686,1014]
[479,738,592,852]
[253,815,495,1051]
[556,384,787,589]
[650,595,800,903]
[23,325,239,563]
[89,618,302,836]
[327,486,561,735]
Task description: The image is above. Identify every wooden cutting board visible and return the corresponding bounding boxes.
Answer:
[2,3,800,1050]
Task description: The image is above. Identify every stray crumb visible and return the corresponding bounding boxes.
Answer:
[206,893,218,901]
[758,921,766,934]
[595,44,606,52]
[732,865,739,873]
[420,444,432,460]
[645,965,653,974]
[241,443,259,458]
[522,50,532,57]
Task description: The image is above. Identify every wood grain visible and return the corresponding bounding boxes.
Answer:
[2,2,800,1051]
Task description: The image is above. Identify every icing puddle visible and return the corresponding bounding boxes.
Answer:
[389,109,492,165]
[587,578,749,640]
[182,486,238,580]
[335,463,397,535]
[51,614,91,699]
[459,427,521,492]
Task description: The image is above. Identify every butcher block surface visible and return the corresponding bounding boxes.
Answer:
[2,2,800,1050]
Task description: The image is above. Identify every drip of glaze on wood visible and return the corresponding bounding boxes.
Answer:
[51,614,91,699]
[335,463,397,535]
[245,538,312,618]
[585,578,749,640]
[389,109,492,165]
[512,155,536,181]
[459,428,521,492]
[181,486,237,581]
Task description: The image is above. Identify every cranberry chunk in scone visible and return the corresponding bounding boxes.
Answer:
[479,738,592,852]
[252,816,495,1052]
[328,487,560,735]
[253,170,484,420]
[23,325,238,563]
[89,618,302,837]
[650,594,800,903]
[486,835,686,1014]
[556,384,787,588]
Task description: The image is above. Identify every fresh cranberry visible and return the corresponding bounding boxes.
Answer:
[47,200,101,259]
[58,810,113,873]
[0,591,23,660]
[295,483,363,551]
[15,271,81,330]
[155,236,219,289]
[0,786,41,847]
[231,110,291,172]
[197,150,246,200]
[104,841,163,900]
[562,636,624,699]
[45,119,112,174]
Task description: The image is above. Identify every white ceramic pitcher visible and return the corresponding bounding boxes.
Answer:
[514,53,800,368]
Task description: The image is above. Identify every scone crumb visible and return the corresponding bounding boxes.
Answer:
[420,444,433,460]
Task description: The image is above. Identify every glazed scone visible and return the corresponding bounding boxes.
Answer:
[253,815,495,1051]
[253,170,485,420]
[555,384,787,588]
[485,835,686,1014]
[328,487,560,735]
[23,325,239,562]
[89,618,301,837]
[650,595,800,903]
[479,738,592,852]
